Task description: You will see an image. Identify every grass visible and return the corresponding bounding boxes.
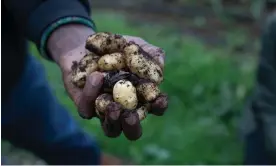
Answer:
[31,10,257,164]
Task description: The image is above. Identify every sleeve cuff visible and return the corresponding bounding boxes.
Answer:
[26,0,96,59]
[39,16,96,60]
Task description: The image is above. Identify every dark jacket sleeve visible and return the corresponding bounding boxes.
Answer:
[251,12,276,157]
[4,0,92,46]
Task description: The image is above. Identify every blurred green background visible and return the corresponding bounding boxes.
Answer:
[4,0,274,164]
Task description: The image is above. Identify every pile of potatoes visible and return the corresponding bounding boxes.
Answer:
[71,32,168,139]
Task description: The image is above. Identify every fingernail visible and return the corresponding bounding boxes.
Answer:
[150,94,168,116]
[121,112,142,141]
[159,57,164,66]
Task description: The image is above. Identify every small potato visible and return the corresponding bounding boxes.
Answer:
[136,104,149,121]
[95,93,113,118]
[71,53,99,88]
[124,43,139,55]
[137,81,160,102]
[78,52,100,73]
[85,32,110,55]
[71,71,87,88]
[124,43,163,84]
[98,52,125,71]
[85,32,127,55]
[113,80,138,110]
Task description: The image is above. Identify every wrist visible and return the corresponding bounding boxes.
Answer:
[48,24,95,64]
[58,44,88,73]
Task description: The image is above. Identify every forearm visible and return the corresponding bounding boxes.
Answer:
[47,24,95,64]
[4,0,94,61]
[4,0,92,43]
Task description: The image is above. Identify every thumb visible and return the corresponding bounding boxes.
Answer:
[78,71,104,119]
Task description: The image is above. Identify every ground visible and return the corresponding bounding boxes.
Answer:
[1,10,257,164]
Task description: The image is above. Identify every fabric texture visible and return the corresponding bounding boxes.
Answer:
[1,55,101,165]
[39,16,96,60]
[2,0,92,101]
[241,12,276,164]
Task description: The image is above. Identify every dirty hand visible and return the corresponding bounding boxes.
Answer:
[60,35,167,140]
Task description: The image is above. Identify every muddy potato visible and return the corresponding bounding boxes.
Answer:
[137,81,160,102]
[98,52,125,71]
[136,104,150,121]
[85,32,109,55]
[124,43,163,84]
[95,93,113,118]
[85,32,127,55]
[78,52,100,73]
[71,71,87,88]
[71,53,99,88]
[124,42,140,55]
[113,79,138,110]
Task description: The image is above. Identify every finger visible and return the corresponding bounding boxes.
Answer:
[124,35,146,46]
[121,111,142,141]
[141,44,165,69]
[149,93,168,116]
[63,73,83,105]
[102,102,122,138]
[78,71,104,119]
[124,36,165,69]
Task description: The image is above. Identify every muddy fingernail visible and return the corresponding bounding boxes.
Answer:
[102,102,122,138]
[158,56,164,67]
[121,111,142,141]
[150,93,168,116]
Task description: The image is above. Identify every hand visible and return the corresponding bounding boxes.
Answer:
[59,43,105,119]
[48,25,104,118]
[101,36,168,140]
[59,35,168,140]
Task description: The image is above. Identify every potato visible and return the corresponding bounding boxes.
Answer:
[85,32,109,55]
[71,71,87,88]
[98,52,125,71]
[113,79,138,110]
[136,104,149,121]
[85,32,127,55]
[79,53,100,73]
[124,43,163,84]
[71,53,99,88]
[95,93,113,118]
[137,80,160,102]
